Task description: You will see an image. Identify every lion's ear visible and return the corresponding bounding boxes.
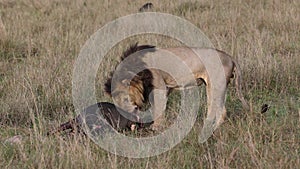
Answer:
[121,79,131,86]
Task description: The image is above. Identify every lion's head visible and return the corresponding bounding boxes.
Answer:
[110,78,144,113]
[104,43,155,113]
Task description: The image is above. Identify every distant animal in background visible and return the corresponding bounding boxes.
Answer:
[261,104,270,114]
[139,2,153,12]
[47,102,146,136]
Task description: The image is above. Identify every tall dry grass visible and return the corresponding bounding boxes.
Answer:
[0,0,299,168]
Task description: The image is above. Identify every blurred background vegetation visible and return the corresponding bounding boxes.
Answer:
[0,0,299,168]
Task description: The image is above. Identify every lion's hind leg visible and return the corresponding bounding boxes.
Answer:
[199,82,227,143]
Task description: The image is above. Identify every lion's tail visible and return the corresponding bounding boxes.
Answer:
[233,60,250,111]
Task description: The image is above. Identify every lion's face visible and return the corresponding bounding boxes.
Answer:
[111,79,144,114]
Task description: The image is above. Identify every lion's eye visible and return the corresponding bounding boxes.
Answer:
[123,98,129,102]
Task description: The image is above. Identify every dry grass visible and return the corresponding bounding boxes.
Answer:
[0,0,299,168]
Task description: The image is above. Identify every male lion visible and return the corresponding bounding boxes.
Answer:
[105,43,249,142]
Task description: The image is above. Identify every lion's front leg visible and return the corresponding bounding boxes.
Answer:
[149,72,168,131]
[149,88,167,130]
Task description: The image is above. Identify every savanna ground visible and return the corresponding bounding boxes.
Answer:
[0,0,299,168]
